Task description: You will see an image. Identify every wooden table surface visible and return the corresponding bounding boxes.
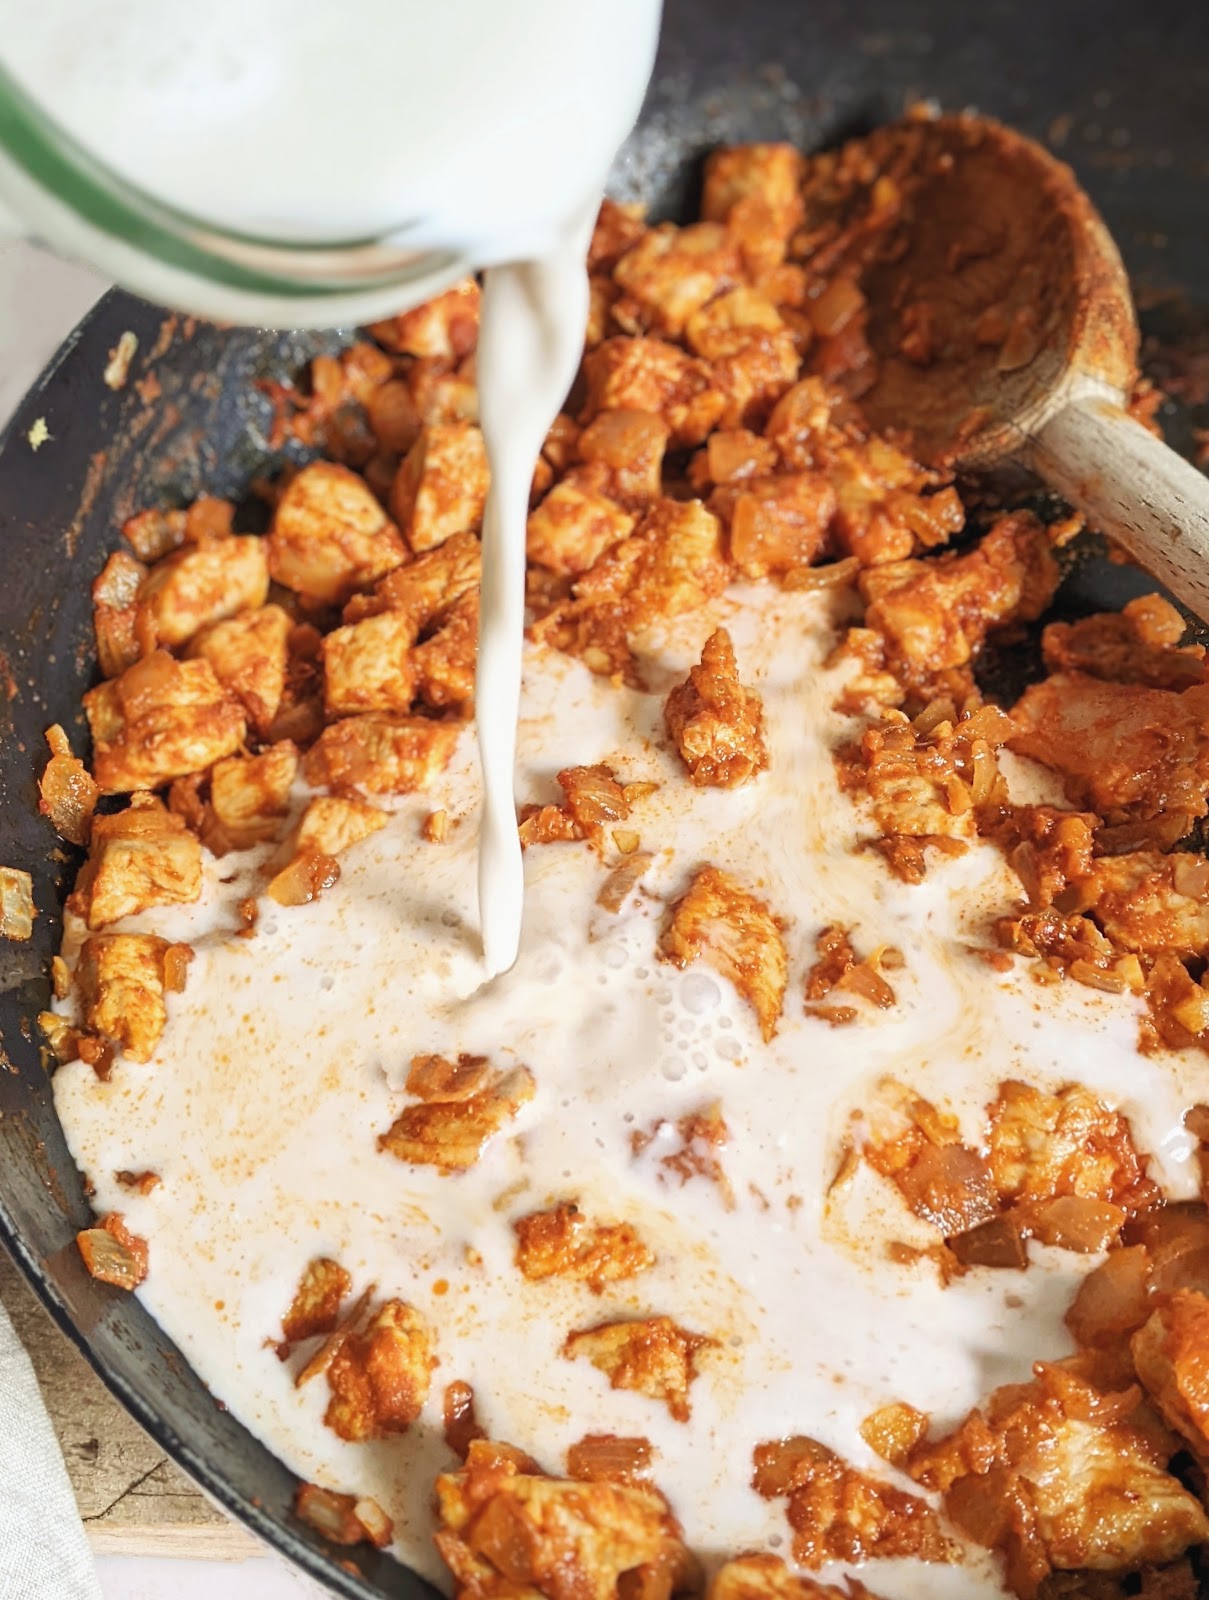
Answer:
[0,1247,255,1558]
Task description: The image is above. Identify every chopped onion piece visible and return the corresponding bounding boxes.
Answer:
[0,867,34,941]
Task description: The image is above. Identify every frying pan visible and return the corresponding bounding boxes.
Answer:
[2,1,1208,1595]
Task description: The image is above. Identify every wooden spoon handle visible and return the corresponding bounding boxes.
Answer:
[1029,397,1209,620]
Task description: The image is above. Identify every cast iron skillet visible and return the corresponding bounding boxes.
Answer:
[2,1,1208,1595]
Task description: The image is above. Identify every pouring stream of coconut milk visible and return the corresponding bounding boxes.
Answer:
[475,224,595,976]
[0,0,663,974]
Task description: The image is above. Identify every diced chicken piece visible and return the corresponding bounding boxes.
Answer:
[1083,850,1209,957]
[686,287,786,358]
[660,866,786,1041]
[302,714,459,795]
[412,589,479,709]
[189,604,292,735]
[1028,1416,1209,1582]
[78,793,201,930]
[122,507,187,563]
[665,628,767,788]
[697,429,779,488]
[295,796,386,858]
[527,481,635,576]
[836,702,1013,879]
[365,376,423,456]
[92,549,146,678]
[542,413,581,473]
[711,330,802,431]
[721,473,835,578]
[406,1053,493,1102]
[987,1081,1159,1227]
[824,435,962,567]
[581,338,727,448]
[134,536,269,651]
[765,378,833,470]
[378,1066,535,1172]
[343,530,480,631]
[85,652,246,794]
[860,1404,930,1470]
[586,275,619,348]
[209,743,298,850]
[39,724,99,845]
[752,1436,959,1567]
[294,1483,394,1549]
[562,1316,714,1423]
[75,932,183,1062]
[702,144,806,274]
[712,1553,887,1600]
[325,1299,434,1442]
[0,868,34,942]
[862,512,1057,689]
[391,422,490,553]
[369,279,480,360]
[911,1364,1209,1595]
[622,499,732,636]
[514,1203,654,1294]
[613,222,741,337]
[1042,595,1206,691]
[434,1437,698,1600]
[322,609,418,715]
[537,499,731,679]
[280,1258,352,1351]
[1010,673,1209,831]
[262,622,325,749]
[76,1212,148,1290]
[997,804,1097,911]
[1132,1290,1209,1459]
[864,1084,998,1237]
[268,462,407,604]
[408,359,480,432]
[576,409,669,505]
[588,199,649,272]
[584,499,731,656]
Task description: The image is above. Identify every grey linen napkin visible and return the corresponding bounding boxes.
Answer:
[0,1296,103,1600]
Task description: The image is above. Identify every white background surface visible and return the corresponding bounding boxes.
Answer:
[0,238,329,1600]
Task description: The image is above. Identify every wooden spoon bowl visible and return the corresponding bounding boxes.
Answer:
[849,112,1209,618]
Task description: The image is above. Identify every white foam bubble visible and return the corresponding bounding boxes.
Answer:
[680,972,721,1014]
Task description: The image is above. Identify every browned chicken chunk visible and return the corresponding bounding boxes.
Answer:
[562,1316,714,1423]
[665,628,767,788]
[514,1203,654,1294]
[660,866,787,1041]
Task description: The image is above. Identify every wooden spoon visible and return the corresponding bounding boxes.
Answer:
[853,113,1209,618]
